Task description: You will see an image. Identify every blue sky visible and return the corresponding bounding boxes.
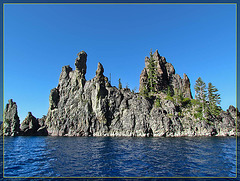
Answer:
[4,4,236,122]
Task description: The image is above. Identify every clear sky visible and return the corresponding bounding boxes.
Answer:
[4,3,236,122]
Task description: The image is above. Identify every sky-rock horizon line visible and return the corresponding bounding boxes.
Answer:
[4,4,236,122]
[5,48,236,123]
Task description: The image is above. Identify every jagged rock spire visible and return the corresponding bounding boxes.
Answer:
[139,50,192,99]
[20,112,40,136]
[95,62,106,84]
[139,68,148,92]
[3,99,21,136]
[153,49,161,61]
[96,62,104,78]
[75,51,87,78]
[74,51,88,88]
[183,73,193,99]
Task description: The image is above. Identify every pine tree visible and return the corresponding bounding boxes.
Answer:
[207,82,221,116]
[118,78,122,89]
[147,49,158,94]
[194,77,207,118]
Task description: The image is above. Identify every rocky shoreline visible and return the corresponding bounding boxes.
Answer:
[1,50,239,137]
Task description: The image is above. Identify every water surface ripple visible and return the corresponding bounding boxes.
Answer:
[3,136,237,178]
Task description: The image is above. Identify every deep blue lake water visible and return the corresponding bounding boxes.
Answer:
[1,136,239,178]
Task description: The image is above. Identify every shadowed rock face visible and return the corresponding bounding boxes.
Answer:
[75,51,87,76]
[1,50,239,137]
[139,50,192,99]
[49,88,60,110]
[1,99,21,136]
[0,102,48,136]
[20,112,48,136]
[214,106,240,136]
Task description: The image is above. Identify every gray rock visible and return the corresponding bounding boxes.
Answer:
[73,51,87,89]
[2,99,21,136]
[42,51,239,137]
[75,51,87,76]
[214,105,240,136]
[2,50,239,137]
[20,112,40,136]
[49,88,60,110]
[182,73,192,99]
[139,49,192,99]
[18,112,48,136]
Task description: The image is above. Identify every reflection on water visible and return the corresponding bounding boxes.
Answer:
[3,136,238,177]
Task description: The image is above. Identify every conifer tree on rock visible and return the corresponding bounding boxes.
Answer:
[207,82,221,116]
[139,49,192,99]
[194,77,207,118]
[147,49,158,95]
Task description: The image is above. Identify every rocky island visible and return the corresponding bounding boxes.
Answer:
[1,50,239,137]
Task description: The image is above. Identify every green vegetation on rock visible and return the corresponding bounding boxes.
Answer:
[147,49,158,94]
[207,82,221,116]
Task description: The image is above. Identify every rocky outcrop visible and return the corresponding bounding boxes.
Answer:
[2,99,21,136]
[139,50,192,99]
[43,51,239,137]
[214,106,240,136]
[0,101,48,136]
[1,50,239,137]
[20,112,48,136]
[75,51,87,88]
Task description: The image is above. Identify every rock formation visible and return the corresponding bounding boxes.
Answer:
[1,50,239,137]
[20,112,48,136]
[1,99,21,136]
[214,106,240,136]
[75,51,87,88]
[0,100,47,136]
[139,50,192,99]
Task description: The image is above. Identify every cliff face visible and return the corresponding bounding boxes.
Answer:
[1,50,239,137]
